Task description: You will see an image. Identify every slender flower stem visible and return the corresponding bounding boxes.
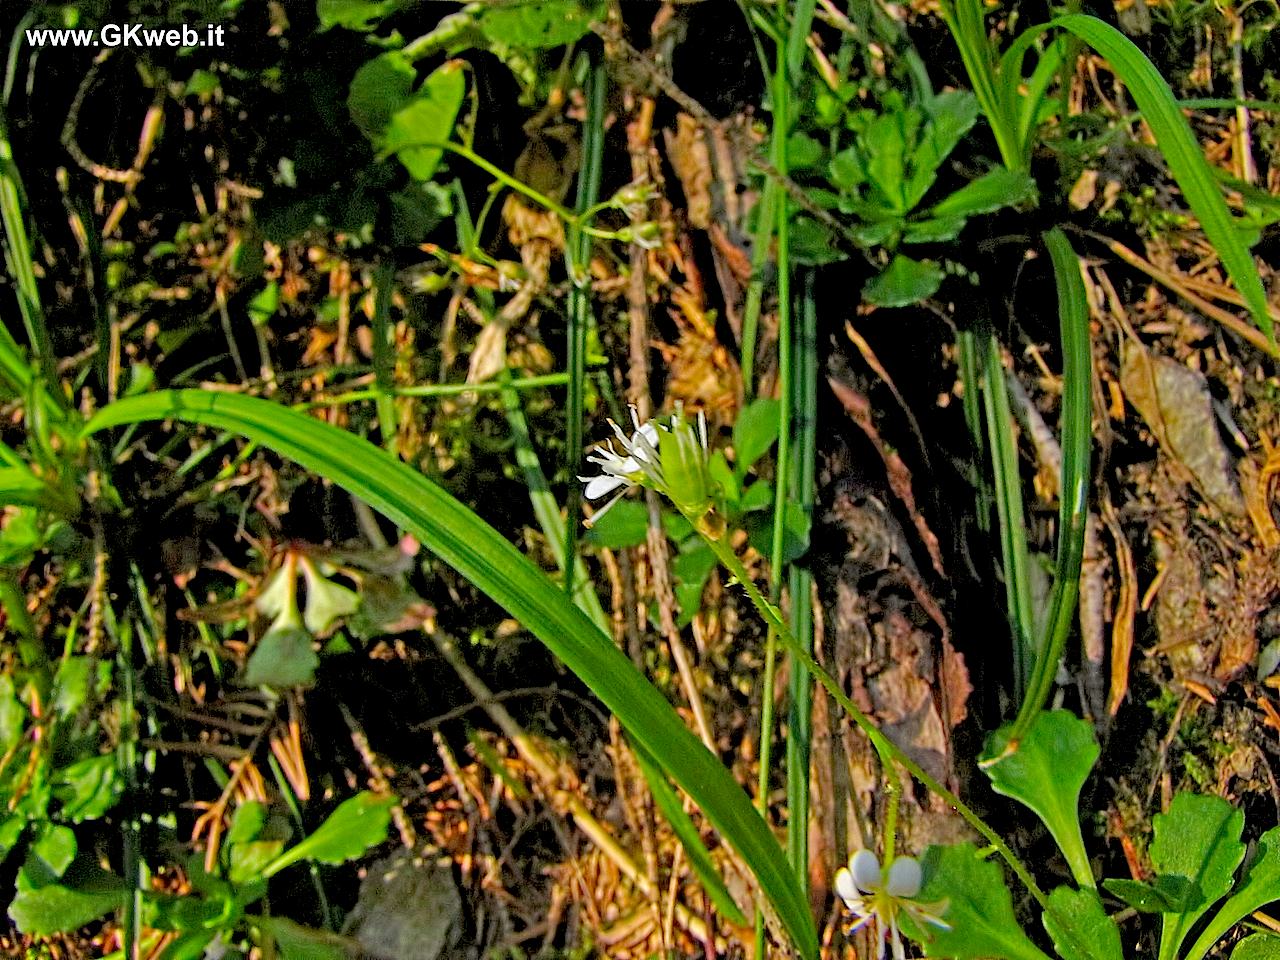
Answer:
[693,516,1047,907]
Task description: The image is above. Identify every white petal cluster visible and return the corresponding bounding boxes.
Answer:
[834,850,950,960]
[579,406,710,524]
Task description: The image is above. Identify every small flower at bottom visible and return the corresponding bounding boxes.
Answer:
[834,850,950,960]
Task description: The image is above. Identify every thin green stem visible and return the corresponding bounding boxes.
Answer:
[378,140,575,222]
[696,519,1046,906]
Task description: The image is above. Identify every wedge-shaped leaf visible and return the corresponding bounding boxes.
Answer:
[383,62,466,182]
[634,743,747,926]
[1233,935,1280,960]
[1150,793,1245,960]
[1050,15,1273,343]
[1185,826,1280,960]
[264,791,394,878]
[243,625,318,688]
[1042,887,1123,960]
[930,168,1036,220]
[84,390,820,960]
[864,255,943,308]
[981,711,1098,889]
[904,843,1053,960]
[1103,875,1201,914]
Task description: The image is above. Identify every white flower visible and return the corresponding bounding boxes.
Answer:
[579,406,712,525]
[834,850,950,960]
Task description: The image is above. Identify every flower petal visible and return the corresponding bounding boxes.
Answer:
[834,866,861,907]
[885,856,923,898]
[583,474,627,500]
[851,849,882,892]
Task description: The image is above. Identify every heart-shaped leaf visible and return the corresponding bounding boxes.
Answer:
[864,255,943,308]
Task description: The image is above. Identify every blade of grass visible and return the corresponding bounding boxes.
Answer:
[1049,14,1271,344]
[786,270,817,884]
[957,329,993,533]
[564,63,605,592]
[83,390,819,960]
[499,372,609,633]
[983,334,1035,698]
[0,112,60,400]
[1011,229,1092,742]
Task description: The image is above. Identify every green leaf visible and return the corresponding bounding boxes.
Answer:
[247,281,280,327]
[733,398,780,477]
[1233,935,1280,960]
[317,0,399,32]
[930,168,1036,219]
[477,0,603,48]
[230,839,287,887]
[83,390,820,960]
[1103,875,1201,914]
[153,929,218,960]
[347,52,415,140]
[8,857,125,935]
[1149,792,1245,960]
[1042,887,1123,960]
[789,216,849,266]
[904,91,980,210]
[263,791,394,878]
[52,754,122,821]
[1050,15,1273,343]
[383,62,466,181]
[583,499,648,549]
[902,216,966,244]
[828,145,866,191]
[300,560,360,635]
[981,711,1098,890]
[31,824,76,878]
[225,801,267,849]
[1185,826,1280,960]
[746,502,810,565]
[0,815,24,862]
[256,916,351,960]
[53,656,94,717]
[243,626,318,688]
[864,255,943,308]
[906,843,1053,960]
[0,675,24,752]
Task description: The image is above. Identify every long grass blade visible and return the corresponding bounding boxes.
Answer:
[982,335,1035,697]
[83,390,819,960]
[786,271,817,884]
[564,63,606,589]
[1011,229,1092,739]
[1051,14,1272,343]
